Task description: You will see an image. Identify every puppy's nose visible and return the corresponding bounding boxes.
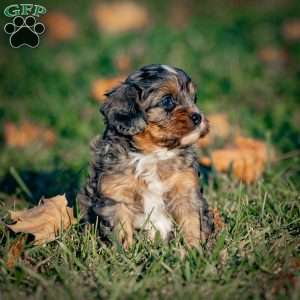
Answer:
[191,113,202,125]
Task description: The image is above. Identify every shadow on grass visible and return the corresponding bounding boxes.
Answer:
[0,167,84,207]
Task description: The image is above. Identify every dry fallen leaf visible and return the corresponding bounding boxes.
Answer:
[212,208,225,232]
[7,195,76,245]
[197,113,231,148]
[288,257,300,272]
[199,136,273,184]
[258,47,288,65]
[234,135,272,163]
[43,11,77,42]
[211,148,265,184]
[269,271,299,298]
[93,2,149,35]
[282,19,300,41]
[6,236,26,269]
[169,0,193,28]
[199,156,212,167]
[56,53,77,74]
[114,53,132,72]
[91,76,125,102]
[4,121,56,148]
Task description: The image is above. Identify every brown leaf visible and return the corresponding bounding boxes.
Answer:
[288,257,300,272]
[211,149,263,184]
[169,0,193,28]
[270,272,299,297]
[6,236,26,269]
[282,19,300,41]
[209,136,272,183]
[258,47,288,65]
[42,11,77,43]
[92,2,149,35]
[91,76,125,102]
[114,53,132,72]
[197,113,231,148]
[198,156,212,167]
[4,121,56,148]
[7,195,76,245]
[212,208,225,231]
[234,135,272,163]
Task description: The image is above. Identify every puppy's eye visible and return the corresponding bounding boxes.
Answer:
[160,95,175,111]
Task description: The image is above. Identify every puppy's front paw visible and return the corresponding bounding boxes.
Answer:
[115,222,133,250]
[185,236,201,249]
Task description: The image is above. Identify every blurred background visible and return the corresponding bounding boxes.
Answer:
[0,0,299,203]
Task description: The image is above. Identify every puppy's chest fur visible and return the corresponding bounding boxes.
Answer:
[129,149,180,239]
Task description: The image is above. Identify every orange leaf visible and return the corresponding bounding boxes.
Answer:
[91,76,125,102]
[7,195,76,245]
[43,11,77,42]
[168,0,192,28]
[198,156,212,167]
[4,121,56,148]
[282,19,300,41]
[258,47,288,65]
[114,53,132,72]
[211,148,263,183]
[212,208,225,231]
[92,2,149,35]
[209,136,272,183]
[197,113,231,148]
[6,236,26,269]
[234,136,271,163]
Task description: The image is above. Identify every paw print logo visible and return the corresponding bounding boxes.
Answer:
[4,16,45,48]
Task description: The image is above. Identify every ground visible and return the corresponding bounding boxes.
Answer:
[0,0,299,299]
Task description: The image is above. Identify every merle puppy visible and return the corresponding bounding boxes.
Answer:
[79,64,213,249]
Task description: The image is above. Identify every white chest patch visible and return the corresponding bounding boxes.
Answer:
[129,149,176,240]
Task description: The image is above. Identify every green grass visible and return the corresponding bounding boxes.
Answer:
[0,0,300,299]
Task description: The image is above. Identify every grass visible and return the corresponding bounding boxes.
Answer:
[0,0,300,299]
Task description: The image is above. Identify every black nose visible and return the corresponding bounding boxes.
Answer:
[191,113,202,125]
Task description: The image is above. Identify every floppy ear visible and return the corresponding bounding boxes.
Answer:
[100,83,146,136]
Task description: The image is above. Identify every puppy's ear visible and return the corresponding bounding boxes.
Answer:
[100,83,146,136]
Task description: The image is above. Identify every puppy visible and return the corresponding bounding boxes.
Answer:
[79,64,213,248]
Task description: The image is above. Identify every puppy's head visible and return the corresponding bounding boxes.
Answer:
[101,64,209,151]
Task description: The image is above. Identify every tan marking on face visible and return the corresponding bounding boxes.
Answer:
[133,125,166,152]
[134,107,200,151]
[142,78,180,109]
[167,108,196,135]
[160,79,179,96]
